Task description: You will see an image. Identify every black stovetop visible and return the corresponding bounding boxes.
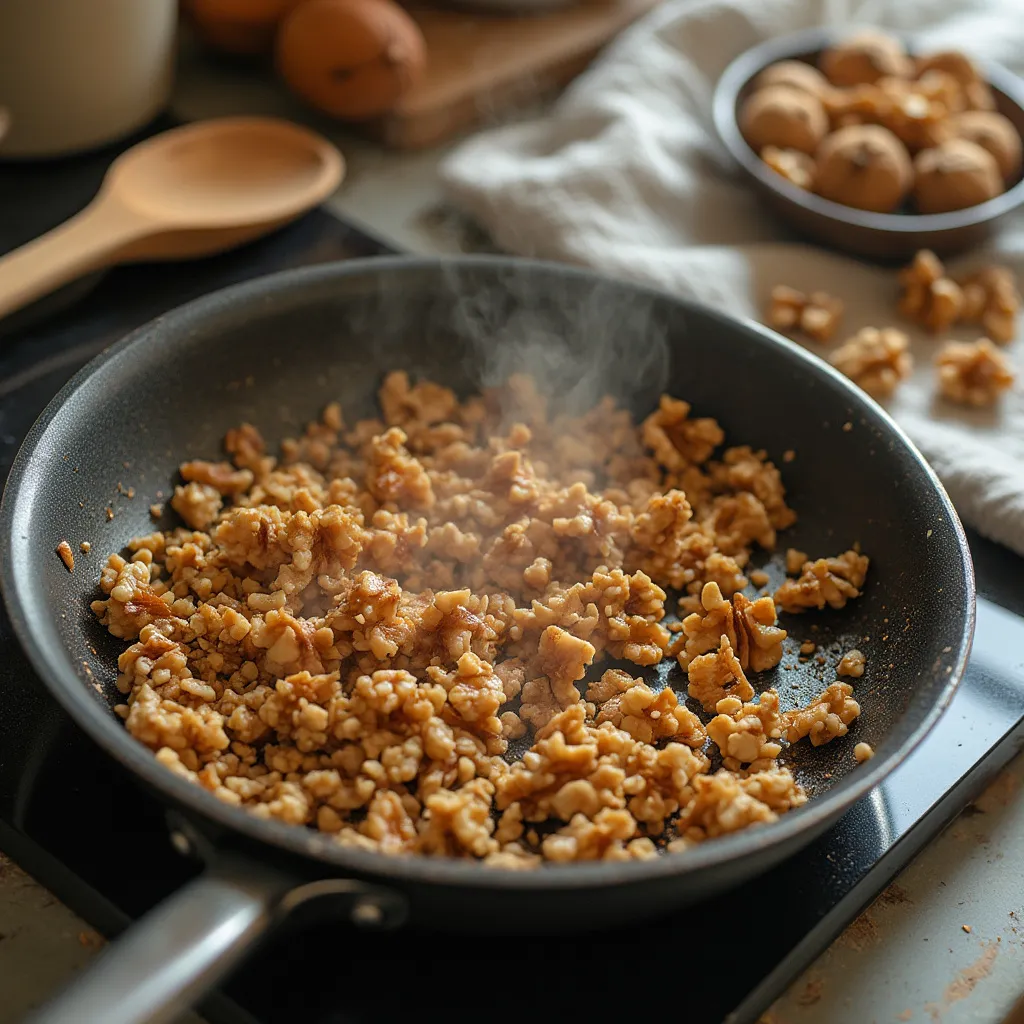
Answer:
[3,126,1024,1024]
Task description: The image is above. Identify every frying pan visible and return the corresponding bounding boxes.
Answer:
[0,256,974,1024]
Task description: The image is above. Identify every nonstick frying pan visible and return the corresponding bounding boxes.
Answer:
[0,256,974,1024]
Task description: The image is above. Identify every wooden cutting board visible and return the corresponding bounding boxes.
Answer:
[363,0,661,149]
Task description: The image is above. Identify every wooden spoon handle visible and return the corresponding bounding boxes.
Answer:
[0,196,148,321]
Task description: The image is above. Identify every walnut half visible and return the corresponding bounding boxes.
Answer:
[673,581,787,674]
[774,549,869,613]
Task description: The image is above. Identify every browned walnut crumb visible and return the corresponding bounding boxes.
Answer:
[90,371,861,867]
[56,540,75,572]
[79,541,91,553]
[838,648,867,677]
[785,682,862,746]
[775,549,869,613]
[749,569,770,587]
[936,338,1015,406]
[962,924,972,933]
[800,641,817,655]
[854,741,874,762]
[782,449,796,462]
[105,507,114,521]
[149,503,164,520]
[831,327,913,398]
[766,285,844,342]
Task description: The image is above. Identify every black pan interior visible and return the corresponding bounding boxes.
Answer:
[0,256,973,893]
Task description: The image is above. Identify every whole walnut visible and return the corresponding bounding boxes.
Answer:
[948,111,1023,183]
[753,60,831,100]
[916,51,996,111]
[913,139,1004,214]
[740,85,828,155]
[815,125,913,212]
[820,30,913,87]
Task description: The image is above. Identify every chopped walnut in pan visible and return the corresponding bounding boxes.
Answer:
[783,682,862,746]
[936,338,1015,406]
[766,285,844,342]
[830,327,913,398]
[775,549,869,613]
[91,370,871,866]
[837,648,867,678]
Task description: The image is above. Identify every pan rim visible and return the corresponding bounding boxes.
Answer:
[0,253,976,892]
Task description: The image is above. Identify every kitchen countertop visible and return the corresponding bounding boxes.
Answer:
[2,43,1024,1024]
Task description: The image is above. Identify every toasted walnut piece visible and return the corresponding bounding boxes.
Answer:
[936,338,1015,406]
[784,681,861,746]
[775,549,869,613]
[171,482,223,530]
[675,768,804,840]
[762,146,817,190]
[956,265,1020,343]
[585,668,639,704]
[785,548,808,575]
[766,286,843,341]
[596,681,706,746]
[641,395,724,470]
[749,569,770,587]
[675,581,786,676]
[830,327,913,398]
[838,648,866,678]
[687,635,755,712]
[854,741,875,762]
[897,250,965,332]
[707,690,784,767]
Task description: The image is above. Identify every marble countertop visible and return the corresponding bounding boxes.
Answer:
[2,43,1024,1024]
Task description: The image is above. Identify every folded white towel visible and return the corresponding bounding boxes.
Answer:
[441,0,1024,556]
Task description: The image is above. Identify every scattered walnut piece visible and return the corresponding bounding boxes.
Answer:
[775,549,869,613]
[799,641,816,655]
[854,741,875,762]
[762,146,817,190]
[838,648,867,678]
[958,265,1020,343]
[898,249,964,332]
[79,541,91,554]
[784,681,862,746]
[936,338,1015,406]
[749,569,770,587]
[56,540,75,572]
[149,503,164,520]
[766,285,844,342]
[830,327,913,398]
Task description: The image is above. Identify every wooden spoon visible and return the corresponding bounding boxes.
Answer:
[0,117,344,320]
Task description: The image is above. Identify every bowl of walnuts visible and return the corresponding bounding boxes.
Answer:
[713,27,1024,260]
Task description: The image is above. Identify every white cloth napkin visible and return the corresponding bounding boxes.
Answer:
[440,0,1024,556]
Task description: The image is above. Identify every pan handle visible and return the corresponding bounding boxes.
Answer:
[23,854,407,1024]
[24,860,280,1024]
